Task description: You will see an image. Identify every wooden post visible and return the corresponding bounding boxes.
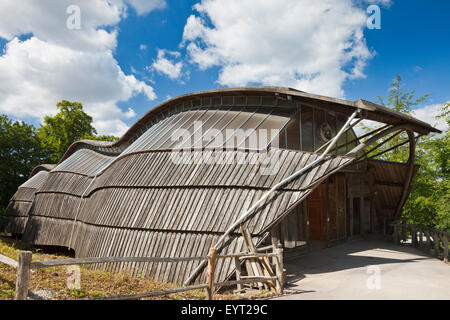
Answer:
[205,248,217,300]
[443,236,449,264]
[234,257,242,291]
[401,219,407,242]
[274,247,284,294]
[15,251,32,300]
[360,197,364,235]
[432,232,440,258]
[271,228,280,265]
[349,196,354,237]
[425,230,431,253]
[304,200,310,248]
[393,224,399,245]
[411,225,417,247]
[395,131,416,219]
[419,228,424,248]
[326,179,330,247]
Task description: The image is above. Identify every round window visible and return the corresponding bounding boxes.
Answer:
[320,122,332,142]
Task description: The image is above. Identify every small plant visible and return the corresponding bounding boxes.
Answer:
[1,289,14,299]
[70,288,86,298]
[90,290,104,297]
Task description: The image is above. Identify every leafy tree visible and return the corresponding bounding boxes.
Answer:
[366,76,449,231]
[84,134,119,143]
[0,115,49,211]
[365,75,430,162]
[38,100,115,162]
[1,101,119,213]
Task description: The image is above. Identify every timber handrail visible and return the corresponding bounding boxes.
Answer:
[0,253,18,269]
[390,220,449,264]
[3,247,284,300]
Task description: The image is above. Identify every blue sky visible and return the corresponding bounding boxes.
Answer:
[0,0,448,135]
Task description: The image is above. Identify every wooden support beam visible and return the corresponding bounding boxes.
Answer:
[326,179,330,247]
[360,196,364,235]
[411,225,417,247]
[205,248,217,300]
[442,236,449,264]
[304,199,310,247]
[432,232,440,258]
[274,247,284,294]
[234,257,242,291]
[395,130,416,219]
[401,219,407,242]
[349,196,354,237]
[242,227,269,290]
[419,228,424,248]
[393,225,399,245]
[271,227,281,265]
[425,230,432,254]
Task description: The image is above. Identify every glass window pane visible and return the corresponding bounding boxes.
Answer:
[301,106,313,152]
[285,112,300,150]
[314,108,325,151]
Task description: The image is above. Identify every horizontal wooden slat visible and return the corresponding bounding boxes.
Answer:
[89,284,209,300]
[31,255,208,268]
[0,254,18,269]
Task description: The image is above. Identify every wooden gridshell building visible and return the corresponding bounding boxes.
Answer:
[1,87,439,285]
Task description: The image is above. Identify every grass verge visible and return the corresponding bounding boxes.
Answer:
[0,235,275,300]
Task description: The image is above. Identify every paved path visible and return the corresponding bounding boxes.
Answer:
[275,237,450,300]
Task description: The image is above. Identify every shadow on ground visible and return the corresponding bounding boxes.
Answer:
[284,235,433,287]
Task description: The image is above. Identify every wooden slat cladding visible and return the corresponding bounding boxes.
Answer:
[368,159,419,210]
[39,172,93,196]
[19,171,50,189]
[10,188,36,201]
[5,148,352,284]
[23,216,252,285]
[52,148,114,176]
[84,149,351,192]
[1,216,28,234]
[2,170,51,234]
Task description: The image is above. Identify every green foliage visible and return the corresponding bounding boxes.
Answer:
[0,100,119,211]
[84,134,119,143]
[377,75,430,114]
[0,115,49,210]
[366,75,430,162]
[369,76,449,231]
[37,100,98,163]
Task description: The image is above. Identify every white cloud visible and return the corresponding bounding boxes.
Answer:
[182,0,387,98]
[125,0,166,16]
[0,0,161,137]
[139,44,147,51]
[151,49,184,80]
[412,103,449,133]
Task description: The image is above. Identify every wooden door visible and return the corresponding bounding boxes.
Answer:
[336,175,347,239]
[308,183,327,240]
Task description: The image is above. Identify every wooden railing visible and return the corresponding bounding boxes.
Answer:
[0,246,284,300]
[391,220,449,264]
